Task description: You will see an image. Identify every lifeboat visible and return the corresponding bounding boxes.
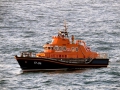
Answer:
[15,22,109,71]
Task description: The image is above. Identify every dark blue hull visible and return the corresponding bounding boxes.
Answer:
[15,56,109,71]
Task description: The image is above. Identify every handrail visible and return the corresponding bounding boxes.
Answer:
[20,52,36,57]
[96,53,108,59]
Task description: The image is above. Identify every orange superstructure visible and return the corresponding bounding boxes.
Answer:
[36,22,99,59]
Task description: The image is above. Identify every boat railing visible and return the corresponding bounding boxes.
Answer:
[97,53,109,59]
[20,52,37,57]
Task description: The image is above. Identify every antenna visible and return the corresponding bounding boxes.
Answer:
[64,20,67,32]
[63,20,68,37]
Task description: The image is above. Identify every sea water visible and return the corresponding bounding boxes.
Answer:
[0,0,120,90]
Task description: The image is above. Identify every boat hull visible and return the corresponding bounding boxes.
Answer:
[15,56,109,71]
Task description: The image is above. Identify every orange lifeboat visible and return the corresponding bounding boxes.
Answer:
[15,22,109,71]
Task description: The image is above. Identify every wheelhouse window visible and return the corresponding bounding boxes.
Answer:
[48,47,51,50]
[59,46,62,51]
[71,47,74,51]
[44,46,53,50]
[63,46,66,51]
[54,46,58,51]
[76,47,78,52]
[51,47,53,50]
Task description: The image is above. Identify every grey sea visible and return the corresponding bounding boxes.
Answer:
[0,0,120,90]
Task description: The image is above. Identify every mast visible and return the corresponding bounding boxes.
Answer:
[63,20,68,38]
[64,20,67,32]
[57,21,69,38]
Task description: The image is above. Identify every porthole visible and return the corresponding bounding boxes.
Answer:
[59,55,61,58]
[65,55,67,58]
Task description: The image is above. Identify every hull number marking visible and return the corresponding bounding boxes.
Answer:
[34,61,42,65]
